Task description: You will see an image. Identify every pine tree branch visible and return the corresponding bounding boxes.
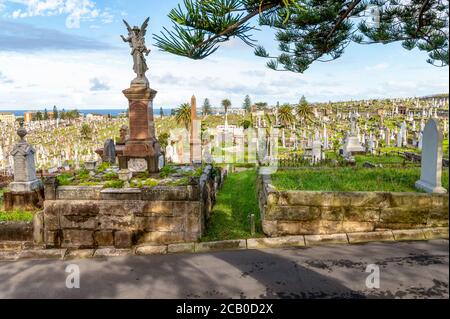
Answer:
[327,0,362,40]
[188,1,280,55]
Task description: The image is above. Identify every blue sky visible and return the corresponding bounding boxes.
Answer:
[0,0,448,110]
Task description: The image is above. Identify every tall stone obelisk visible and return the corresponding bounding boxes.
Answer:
[120,18,161,173]
[190,95,201,164]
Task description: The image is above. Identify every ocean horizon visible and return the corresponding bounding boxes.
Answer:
[0,108,175,117]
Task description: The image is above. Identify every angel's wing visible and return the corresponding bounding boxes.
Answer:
[140,17,150,37]
[123,19,132,33]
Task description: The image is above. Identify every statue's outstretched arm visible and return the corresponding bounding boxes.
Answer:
[120,35,129,42]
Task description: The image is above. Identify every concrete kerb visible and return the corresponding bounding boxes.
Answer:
[0,227,448,261]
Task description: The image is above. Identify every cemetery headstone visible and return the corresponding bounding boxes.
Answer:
[415,119,447,193]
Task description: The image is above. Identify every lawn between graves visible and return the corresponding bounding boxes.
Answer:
[272,167,450,192]
[201,168,264,242]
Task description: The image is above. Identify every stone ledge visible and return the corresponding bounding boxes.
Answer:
[422,227,449,240]
[64,249,95,260]
[1,227,447,261]
[93,248,132,258]
[100,188,142,201]
[347,230,395,244]
[168,243,195,254]
[135,245,168,255]
[195,240,247,253]
[304,234,349,246]
[19,249,66,260]
[247,236,305,249]
[392,229,426,241]
[0,250,20,261]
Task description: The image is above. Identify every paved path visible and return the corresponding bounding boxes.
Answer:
[0,240,448,299]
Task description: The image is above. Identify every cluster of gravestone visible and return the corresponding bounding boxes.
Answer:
[0,116,127,176]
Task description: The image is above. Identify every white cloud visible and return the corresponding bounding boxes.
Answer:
[4,0,104,28]
[0,47,448,110]
[364,63,389,71]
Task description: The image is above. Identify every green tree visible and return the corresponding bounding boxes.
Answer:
[43,108,48,120]
[240,119,252,129]
[242,95,252,113]
[175,102,192,130]
[221,99,232,114]
[80,123,93,140]
[278,103,295,147]
[65,109,80,120]
[53,105,59,120]
[202,98,213,115]
[154,0,448,72]
[35,111,43,121]
[158,132,171,149]
[296,96,314,124]
[254,102,268,110]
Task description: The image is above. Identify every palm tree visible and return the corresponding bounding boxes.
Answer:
[174,102,191,130]
[221,99,231,127]
[296,96,314,125]
[221,99,231,114]
[278,104,295,148]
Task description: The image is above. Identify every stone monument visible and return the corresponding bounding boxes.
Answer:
[415,119,447,193]
[3,126,43,211]
[342,112,365,156]
[190,95,202,164]
[119,17,161,173]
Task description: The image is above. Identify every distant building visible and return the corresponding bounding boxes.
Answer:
[0,112,15,124]
[227,108,246,116]
[86,113,106,121]
[24,112,35,123]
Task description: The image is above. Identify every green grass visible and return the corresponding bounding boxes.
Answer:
[0,210,34,222]
[354,154,406,166]
[103,180,125,189]
[202,169,263,242]
[443,139,449,159]
[272,168,449,192]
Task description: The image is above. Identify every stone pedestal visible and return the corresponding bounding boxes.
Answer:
[4,127,44,211]
[119,85,161,173]
[343,135,365,156]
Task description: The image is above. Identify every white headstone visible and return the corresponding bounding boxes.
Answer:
[415,119,447,193]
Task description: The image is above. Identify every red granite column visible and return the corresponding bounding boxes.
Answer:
[121,86,161,173]
[190,95,202,164]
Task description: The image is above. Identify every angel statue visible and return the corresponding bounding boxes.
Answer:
[121,17,151,87]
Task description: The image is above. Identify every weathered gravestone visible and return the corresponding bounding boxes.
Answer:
[8,127,42,192]
[3,126,44,210]
[102,139,116,164]
[415,119,447,194]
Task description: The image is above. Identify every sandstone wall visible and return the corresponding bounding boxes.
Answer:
[258,174,449,237]
[36,166,224,248]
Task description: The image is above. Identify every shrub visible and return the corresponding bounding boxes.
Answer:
[103,172,118,181]
[97,162,111,173]
[77,169,90,180]
[56,174,73,186]
[103,180,124,189]
[160,165,177,178]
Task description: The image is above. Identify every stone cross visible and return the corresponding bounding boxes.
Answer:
[415,119,447,193]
